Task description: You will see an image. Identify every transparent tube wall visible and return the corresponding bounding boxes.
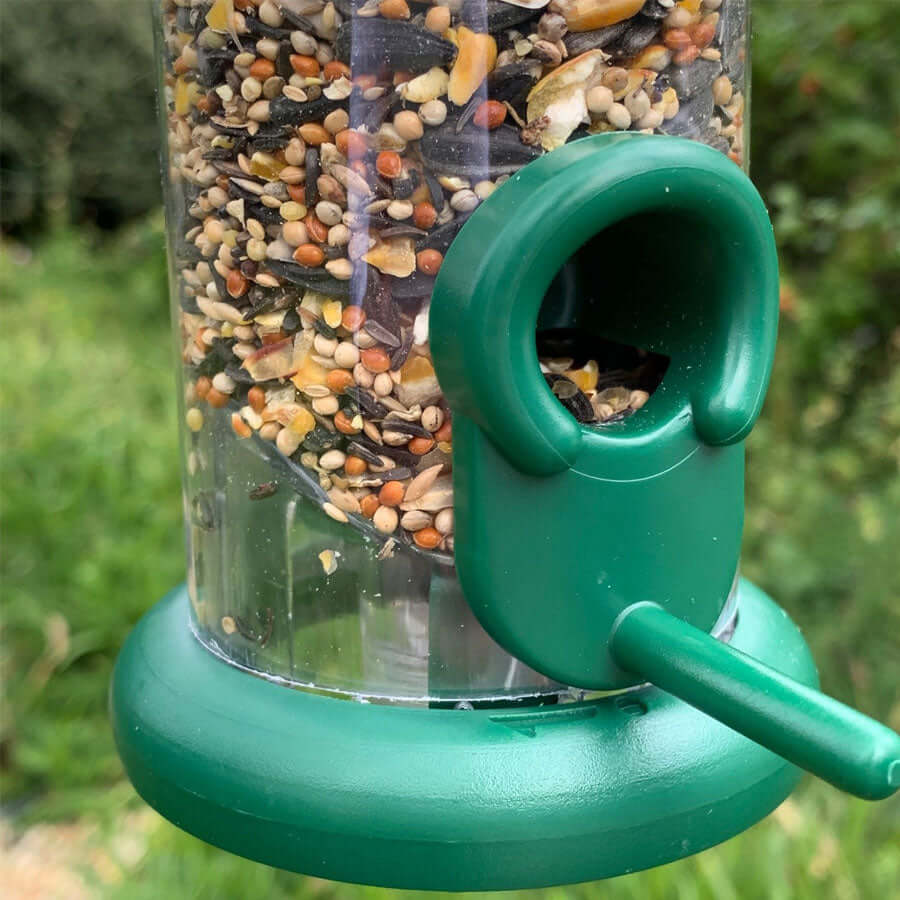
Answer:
[156,0,748,703]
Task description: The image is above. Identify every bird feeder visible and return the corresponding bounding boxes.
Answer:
[112,0,900,889]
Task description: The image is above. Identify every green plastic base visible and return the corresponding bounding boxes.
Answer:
[111,579,817,890]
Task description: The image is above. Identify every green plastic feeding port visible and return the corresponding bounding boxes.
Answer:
[112,1,900,890]
[430,133,900,804]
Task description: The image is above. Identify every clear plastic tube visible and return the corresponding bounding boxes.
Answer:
[157,0,749,702]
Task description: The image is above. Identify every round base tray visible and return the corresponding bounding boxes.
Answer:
[111,579,818,890]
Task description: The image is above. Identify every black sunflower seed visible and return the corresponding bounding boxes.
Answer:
[460,0,537,33]
[265,259,353,298]
[208,262,229,301]
[416,214,470,252]
[175,5,194,31]
[363,319,401,347]
[455,94,483,134]
[181,294,202,315]
[544,373,596,423]
[390,328,415,370]
[248,202,284,226]
[382,419,432,438]
[282,307,301,333]
[564,22,630,57]
[269,95,341,127]
[192,352,226,378]
[335,20,457,74]
[344,387,389,419]
[391,176,416,199]
[197,47,237,88]
[487,62,540,109]
[312,411,337,432]
[248,131,291,152]
[330,0,363,18]
[278,7,317,32]
[389,271,436,300]
[355,434,419,468]
[253,288,292,318]
[242,17,292,40]
[424,171,444,211]
[379,225,428,241]
[203,147,236,161]
[608,16,661,59]
[373,174,394,199]
[419,122,540,178]
[225,360,257,385]
[210,159,246,178]
[209,115,251,135]
[641,0,671,18]
[361,92,400,132]
[313,317,338,339]
[276,40,294,80]
[227,176,264,200]
[363,271,399,333]
[378,467,412,482]
[305,147,320,208]
[302,426,341,452]
[346,441,385,466]
[665,57,723,101]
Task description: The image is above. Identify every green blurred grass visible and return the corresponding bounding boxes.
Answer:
[1,222,183,821]
[1,222,898,897]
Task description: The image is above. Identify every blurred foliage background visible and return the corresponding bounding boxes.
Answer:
[1,0,898,897]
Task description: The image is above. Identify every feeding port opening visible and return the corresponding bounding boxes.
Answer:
[537,208,738,431]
